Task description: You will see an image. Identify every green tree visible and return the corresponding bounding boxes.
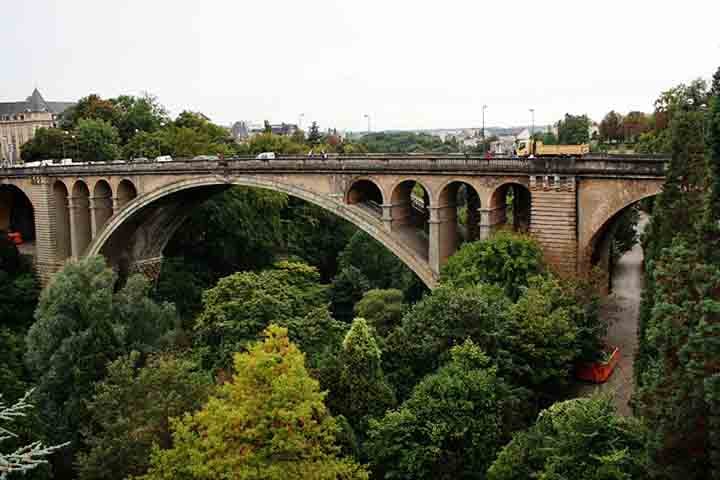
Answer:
[504,275,579,389]
[326,319,395,435]
[60,94,118,130]
[367,340,521,480]
[24,257,176,475]
[635,240,720,478]
[19,128,67,161]
[0,235,39,329]
[338,231,427,302]
[384,284,512,399]
[329,266,371,323]
[112,94,168,143]
[354,289,404,339]
[76,352,212,480]
[75,118,121,161]
[556,113,591,144]
[488,396,647,480]
[193,261,335,371]
[138,326,369,480]
[441,231,544,300]
[307,121,322,145]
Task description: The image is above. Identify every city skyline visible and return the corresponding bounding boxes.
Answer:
[3,0,718,131]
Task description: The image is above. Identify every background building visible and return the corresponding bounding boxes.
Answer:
[0,89,74,164]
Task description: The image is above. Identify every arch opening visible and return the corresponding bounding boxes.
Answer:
[390,179,430,261]
[437,181,481,263]
[53,181,71,261]
[589,195,655,292]
[346,179,383,216]
[489,182,532,234]
[117,180,137,208]
[88,177,435,289]
[71,181,92,257]
[0,184,36,256]
[92,180,114,236]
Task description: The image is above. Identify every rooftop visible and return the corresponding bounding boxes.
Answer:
[0,89,75,117]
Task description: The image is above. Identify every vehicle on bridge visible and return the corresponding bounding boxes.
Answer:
[256,152,276,160]
[516,140,589,157]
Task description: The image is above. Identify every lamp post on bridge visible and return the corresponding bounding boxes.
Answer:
[482,104,488,154]
[363,114,371,134]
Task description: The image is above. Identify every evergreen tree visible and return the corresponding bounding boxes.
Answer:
[326,319,395,435]
[329,266,370,323]
[366,340,521,480]
[307,121,322,145]
[139,326,368,480]
[700,76,720,263]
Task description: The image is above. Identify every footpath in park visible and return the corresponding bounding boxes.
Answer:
[577,216,647,416]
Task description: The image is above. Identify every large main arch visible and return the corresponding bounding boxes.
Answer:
[86,175,436,288]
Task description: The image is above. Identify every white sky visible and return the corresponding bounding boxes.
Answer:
[2,0,719,131]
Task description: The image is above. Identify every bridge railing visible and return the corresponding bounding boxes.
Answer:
[0,154,667,177]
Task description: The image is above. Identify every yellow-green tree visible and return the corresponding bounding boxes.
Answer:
[138,326,368,480]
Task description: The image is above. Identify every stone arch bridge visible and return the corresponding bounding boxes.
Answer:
[0,154,666,288]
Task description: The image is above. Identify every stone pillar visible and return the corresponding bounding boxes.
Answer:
[478,206,506,240]
[28,178,61,286]
[90,195,113,238]
[389,200,413,230]
[528,175,578,277]
[428,203,457,275]
[68,195,91,258]
[381,203,393,231]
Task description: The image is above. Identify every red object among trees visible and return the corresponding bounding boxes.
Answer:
[575,347,620,383]
[7,232,23,245]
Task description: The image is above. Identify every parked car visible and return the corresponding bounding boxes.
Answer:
[192,155,220,161]
[255,152,276,160]
[156,155,173,162]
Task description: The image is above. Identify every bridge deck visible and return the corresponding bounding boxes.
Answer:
[0,154,667,179]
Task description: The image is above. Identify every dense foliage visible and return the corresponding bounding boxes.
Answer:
[441,231,544,300]
[488,396,647,480]
[139,326,369,480]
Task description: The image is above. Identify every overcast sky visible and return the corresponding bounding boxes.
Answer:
[2,0,719,131]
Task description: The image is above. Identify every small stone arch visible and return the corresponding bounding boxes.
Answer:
[52,180,71,261]
[92,179,114,236]
[436,180,482,263]
[116,179,138,208]
[488,181,532,233]
[86,176,436,288]
[346,177,385,213]
[0,183,36,244]
[71,180,92,257]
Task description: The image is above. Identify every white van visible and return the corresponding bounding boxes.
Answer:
[156,155,173,162]
[255,152,276,160]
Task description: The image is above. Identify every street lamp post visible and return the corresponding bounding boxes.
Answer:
[529,108,535,138]
[482,104,488,153]
[298,113,305,130]
[363,114,371,134]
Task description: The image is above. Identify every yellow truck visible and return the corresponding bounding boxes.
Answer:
[516,140,589,157]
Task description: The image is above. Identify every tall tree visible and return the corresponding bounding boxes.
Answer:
[76,353,212,480]
[599,110,624,143]
[488,396,647,480]
[138,326,369,480]
[556,113,591,144]
[367,340,522,480]
[307,121,322,145]
[326,318,395,435]
[75,118,122,161]
[24,257,176,476]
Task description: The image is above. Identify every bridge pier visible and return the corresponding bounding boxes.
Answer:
[429,203,457,275]
[478,206,507,240]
